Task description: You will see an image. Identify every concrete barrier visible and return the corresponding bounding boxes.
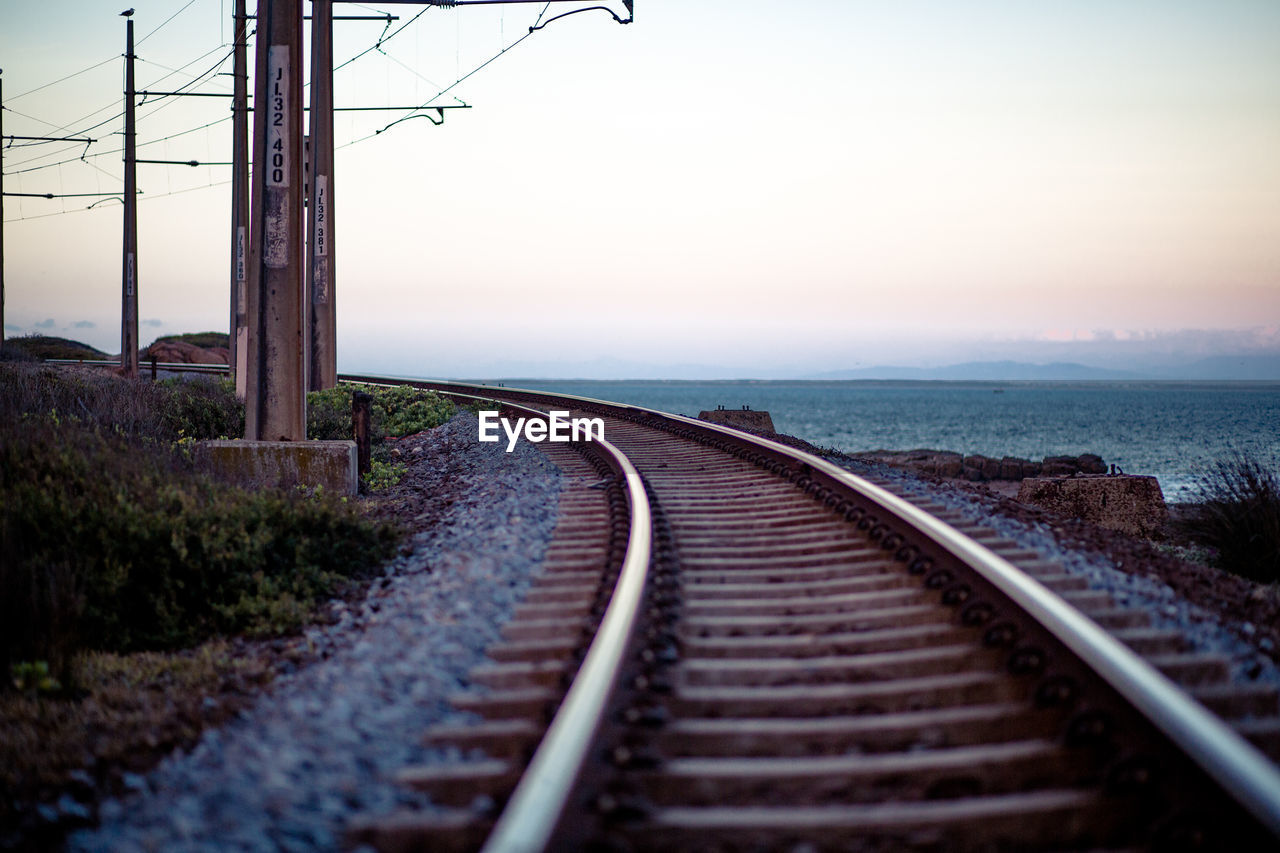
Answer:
[1017,475,1169,537]
[698,407,776,433]
[194,440,359,495]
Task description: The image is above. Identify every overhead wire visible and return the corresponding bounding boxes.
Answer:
[343,3,554,148]
[5,56,119,102]
[6,1,613,222]
[5,44,238,175]
[137,0,201,48]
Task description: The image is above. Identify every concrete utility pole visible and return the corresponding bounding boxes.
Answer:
[245,0,305,440]
[308,0,337,390]
[1,70,6,351]
[230,0,250,397]
[121,12,139,377]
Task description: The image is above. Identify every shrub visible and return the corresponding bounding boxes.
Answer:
[307,383,454,461]
[2,334,105,361]
[0,363,242,441]
[0,416,398,681]
[149,331,230,350]
[1182,453,1280,583]
[157,376,244,439]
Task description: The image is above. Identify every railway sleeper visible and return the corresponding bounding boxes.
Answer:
[676,645,1000,689]
[469,659,571,691]
[395,759,517,806]
[656,703,1069,758]
[345,808,492,853]
[521,585,596,606]
[671,671,1027,718]
[636,790,1140,852]
[1232,717,1280,761]
[682,603,958,638]
[682,586,927,618]
[486,636,581,663]
[682,624,976,659]
[420,719,541,761]
[636,739,1098,806]
[681,573,916,600]
[512,600,602,621]
[1110,627,1190,656]
[670,510,857,529]
[675,535,879,556]
[681,561,916,585]
[679,551,904,570]
[1190,682,1279,720]
[450,687,559,721]
[500,616,590,643]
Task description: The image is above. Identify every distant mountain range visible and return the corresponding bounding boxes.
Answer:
[811,355,1280,381]
[460,354,1280,381]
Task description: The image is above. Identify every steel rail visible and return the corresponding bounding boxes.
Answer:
[343,378,656,852]
[46,358,231,374]
[349,374,1280,841]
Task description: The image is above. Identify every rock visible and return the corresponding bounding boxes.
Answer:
[1041,455,1078,477]
[1078,453,1107,474]
[934,452,963,478]
[999,457,1026,480]
[141,340,229,365]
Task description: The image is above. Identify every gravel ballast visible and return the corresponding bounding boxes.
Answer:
[826,453,1280,691]
[67,411,560,852]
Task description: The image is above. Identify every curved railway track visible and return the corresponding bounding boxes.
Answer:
[46,362,1280,848]
[334,376,1280,852]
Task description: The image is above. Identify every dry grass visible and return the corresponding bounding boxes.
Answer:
[0,640,280,843]
[1182,454,1280,583]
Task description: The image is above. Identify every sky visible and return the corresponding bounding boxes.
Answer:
[3,0,1279,378]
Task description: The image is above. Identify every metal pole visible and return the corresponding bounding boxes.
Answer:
[352,390,371,485]
[308,0,337,390]
[1,70,6,352]
[230,0,250,398]
[245,0,305,440]
[121,15,139,378]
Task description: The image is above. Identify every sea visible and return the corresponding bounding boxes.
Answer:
[485,380,1280,502]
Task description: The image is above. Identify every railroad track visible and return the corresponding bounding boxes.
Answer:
[333,377,1280,851]
[40,361,1280,847]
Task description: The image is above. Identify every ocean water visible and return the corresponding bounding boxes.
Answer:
[493,380,1280,501]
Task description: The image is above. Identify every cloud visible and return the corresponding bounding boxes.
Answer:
[3,323,21,332]
[72,320,96,329]
[1025,326,1280,355]
[142,319,164,328]
[35,319,56,329]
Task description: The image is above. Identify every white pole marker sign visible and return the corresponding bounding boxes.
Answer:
[263,46,290,269]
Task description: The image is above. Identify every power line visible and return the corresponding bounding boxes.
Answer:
[137,0,201,47]
[342,4,553,147]
[4,44,237,174]
[3,42,235,173]
[5,56,118,102]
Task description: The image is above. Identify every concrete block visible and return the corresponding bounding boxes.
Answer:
[195,440,358,495]
[698,407,776,433]
[1016,475,1169,537]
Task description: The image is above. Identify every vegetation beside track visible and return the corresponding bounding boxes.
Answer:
[0,363,461,842]
[1,334,107,361]
[1181,453,1280,583]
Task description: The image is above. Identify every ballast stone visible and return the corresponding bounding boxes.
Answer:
[194,439,358,495]
[1016,474,1169,537]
